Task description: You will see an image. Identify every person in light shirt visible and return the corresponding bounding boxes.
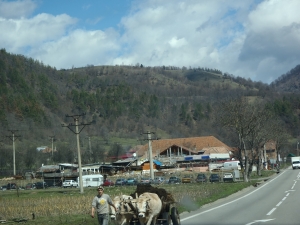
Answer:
[91,185,117,225]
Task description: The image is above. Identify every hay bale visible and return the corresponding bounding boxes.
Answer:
[130,184,175,203]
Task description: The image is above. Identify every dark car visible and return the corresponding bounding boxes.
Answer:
[115,178,127,186]
[126,178,138,185]
[209,174,220,183]
[1,185,7,191]
[196,173,208,183]
[6,183,17,190]
[168,176,181,184]
[25,183,36,190]
[35,182,48,189]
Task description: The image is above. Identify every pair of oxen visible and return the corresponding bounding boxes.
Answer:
[110,192,163,225]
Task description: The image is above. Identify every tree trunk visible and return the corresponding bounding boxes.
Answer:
[257,149,262,176]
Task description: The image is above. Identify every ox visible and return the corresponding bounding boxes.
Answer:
[136,192,162,225]
[111,195,134,225]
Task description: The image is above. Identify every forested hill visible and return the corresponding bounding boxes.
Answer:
[0,49,300,168]
[271,64,300,93]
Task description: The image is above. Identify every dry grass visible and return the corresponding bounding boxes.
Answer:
[0,182,256,224]
[0,170,276,224]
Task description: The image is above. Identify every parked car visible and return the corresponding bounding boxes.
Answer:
[115,178,127,186]
[103,179,114,187]
[139,177,152,185]
[223,173,234,182]
[152,177,166,184]
[35,182,48,189]
[63,180,78,188]
[168,176,181,184]
[1,185,7,191]
[6,183,17,190]
[209,174,221,183]
[126,178,138,185]
[181,175,194,183]
[196,173,208,183]
[25,183,36,190]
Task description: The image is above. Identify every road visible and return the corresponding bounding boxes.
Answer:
[180,167,300,225]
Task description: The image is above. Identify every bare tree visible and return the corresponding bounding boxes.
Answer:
[215,97,270,182]
[244,104,272,177]
[270,119,290,172]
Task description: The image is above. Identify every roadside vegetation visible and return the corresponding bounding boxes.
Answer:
[0,170,277,225]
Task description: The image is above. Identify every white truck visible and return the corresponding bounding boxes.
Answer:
[291,157,300,169]
[222,161,241,170]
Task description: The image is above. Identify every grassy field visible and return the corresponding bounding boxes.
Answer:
[0,170,277,225]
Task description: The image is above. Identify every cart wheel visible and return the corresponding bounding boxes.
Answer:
[170,207,181,225]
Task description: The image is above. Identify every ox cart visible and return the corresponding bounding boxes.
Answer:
[127,199,180,225]
[113,184,181,225]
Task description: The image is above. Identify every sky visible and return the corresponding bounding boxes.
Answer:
[0,0,300,84]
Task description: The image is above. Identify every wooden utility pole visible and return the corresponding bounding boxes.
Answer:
[49,135,55,158]
[141,131,155,180]
[6,130,21,176]
[62,113,91,194]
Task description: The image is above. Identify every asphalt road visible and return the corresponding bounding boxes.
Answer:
[180,167,300,225]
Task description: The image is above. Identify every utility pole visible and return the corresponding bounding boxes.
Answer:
[142,131,155,180]
[297,142,299,156]
[62,113,91,194]
[49,135,55,158]
[6,130,21,176]
[87,136,92,162]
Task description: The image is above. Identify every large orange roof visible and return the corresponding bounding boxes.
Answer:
[137,136,231,157]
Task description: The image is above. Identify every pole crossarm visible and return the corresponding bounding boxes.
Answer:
[61,123,91,134]
[6,129,21,141]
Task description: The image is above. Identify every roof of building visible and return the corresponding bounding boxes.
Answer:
[137,136,231,157]
[200,146,231,154]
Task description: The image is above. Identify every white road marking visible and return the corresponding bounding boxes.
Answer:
[276,202,282,207]
[245,219,275,225]
[267,208,276,215]
[282,197,286,201]
[180,171,286,222]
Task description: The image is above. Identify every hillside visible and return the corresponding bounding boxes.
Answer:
[271,64,300,93]
[0,49,299,173]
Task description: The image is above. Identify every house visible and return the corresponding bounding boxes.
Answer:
[137,136,232,160]
[134,136,232,172]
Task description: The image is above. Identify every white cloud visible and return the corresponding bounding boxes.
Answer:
[168,37,187,48]
[30,28,120,69]
[0,0,36,19]
[238,0,300,81]
[114,0,250,69]
[0,0,299,83]
[0,13,77,52]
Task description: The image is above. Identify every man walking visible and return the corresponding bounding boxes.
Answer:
[91,185,117,225]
